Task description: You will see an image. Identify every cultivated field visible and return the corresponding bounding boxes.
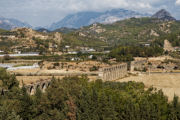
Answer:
[117,73,180,101]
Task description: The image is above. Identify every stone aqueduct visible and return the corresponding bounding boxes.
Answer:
[24,63,129,94]
[0,80,51,95]
[1,60,146,95]
[99,63,127,81]
[24,80,51,95]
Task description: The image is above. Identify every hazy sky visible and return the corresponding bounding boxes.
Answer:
[0,0,180,27]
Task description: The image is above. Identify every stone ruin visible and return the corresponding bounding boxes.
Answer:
[130,59,147,72]
[2,60,149,95]
[24,80,51,95]
[22,63,129,95]
[99,63,128,81]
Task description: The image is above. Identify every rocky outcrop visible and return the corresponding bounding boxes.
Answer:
[164,40,175,51]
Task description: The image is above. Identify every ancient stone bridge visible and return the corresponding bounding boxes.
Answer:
[0,80,51,95]
[99,63,128,81]
[24,80,51,95]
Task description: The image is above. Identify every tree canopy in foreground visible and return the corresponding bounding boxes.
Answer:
[0,68,180,120]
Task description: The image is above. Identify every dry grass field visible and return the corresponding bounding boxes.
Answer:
[117,73,180,101]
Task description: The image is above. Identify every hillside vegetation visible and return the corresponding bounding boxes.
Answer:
[0,29,8,34]
[109,45,164,62]
[0,28,62,53]
[62,18,180,48]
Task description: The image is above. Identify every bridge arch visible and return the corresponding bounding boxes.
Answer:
[41,83,47,92]
[30,86,35,95]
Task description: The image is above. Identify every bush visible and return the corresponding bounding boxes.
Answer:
[109,45,163,62]
[89,66,99,71]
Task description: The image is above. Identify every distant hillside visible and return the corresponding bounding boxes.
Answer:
[61,17,180,48]
[0,28,8,34]
[49,8,149,30]
[0,16,32,30]
[36,28,50,33]
[52,27,76,33]
[0,28,62,53]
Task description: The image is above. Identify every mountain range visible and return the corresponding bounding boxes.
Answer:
[48,9,150,30]
[0,16,32,30]
[0,9,176,31]
[1,12,180,52]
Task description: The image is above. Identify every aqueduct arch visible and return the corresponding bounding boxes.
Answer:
[25,80,51,95]
[99,63,128,81]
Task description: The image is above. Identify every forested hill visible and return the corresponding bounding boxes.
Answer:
[61,17,180,48]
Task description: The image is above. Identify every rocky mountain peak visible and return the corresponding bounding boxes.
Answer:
[152,9,176,21]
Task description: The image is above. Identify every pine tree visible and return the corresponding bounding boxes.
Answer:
[18,86,34,119]
[0,104,22,120]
